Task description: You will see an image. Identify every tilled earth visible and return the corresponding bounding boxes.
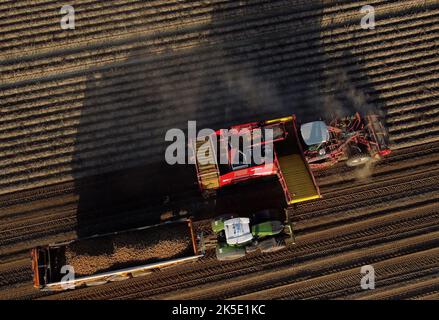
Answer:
[0,0,438,300]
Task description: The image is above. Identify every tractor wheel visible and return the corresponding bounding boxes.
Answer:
[346,154,372,167]
[258,238,286,253]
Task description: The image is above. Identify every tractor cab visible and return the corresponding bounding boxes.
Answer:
[300,114,391,170]
[223,217,253,245]
[212,209,292,261]
[300,121,329,147]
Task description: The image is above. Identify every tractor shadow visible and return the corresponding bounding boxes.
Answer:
[72,1,383,238]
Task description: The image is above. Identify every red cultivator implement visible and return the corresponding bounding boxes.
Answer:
[302,113,391,170]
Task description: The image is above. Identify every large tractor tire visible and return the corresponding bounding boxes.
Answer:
[346,154,372,167]
[257,238,286,253]
[215,243,246,261]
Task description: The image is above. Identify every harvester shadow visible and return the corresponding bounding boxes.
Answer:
[72,1,383,239]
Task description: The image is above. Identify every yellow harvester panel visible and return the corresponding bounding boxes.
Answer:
[195,139,220,190]
[278,154,320,204]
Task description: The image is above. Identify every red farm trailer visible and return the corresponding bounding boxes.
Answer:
[31,219,201,291]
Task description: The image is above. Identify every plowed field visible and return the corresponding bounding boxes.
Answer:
[0,0,437,300]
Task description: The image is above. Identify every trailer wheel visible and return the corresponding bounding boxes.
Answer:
[258,238,286,253]
[346,154,371,167]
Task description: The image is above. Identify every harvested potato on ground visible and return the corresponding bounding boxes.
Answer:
[64,224,191,276]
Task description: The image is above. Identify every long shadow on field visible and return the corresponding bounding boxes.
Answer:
[72,1,383,238]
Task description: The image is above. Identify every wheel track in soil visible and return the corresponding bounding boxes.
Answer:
[417,293,439,300]
[0,259,33,288]
[313,141,439,189]
[343,274,439,300]
[324,270,439,300]
[156,237,439,300]
[408,287,439,300]
[245,253,439,300]
[2,202,436,300]
[0,283,44,300]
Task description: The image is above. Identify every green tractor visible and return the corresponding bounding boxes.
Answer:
[212,209,294,261]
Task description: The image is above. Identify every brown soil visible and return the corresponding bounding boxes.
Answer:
[0,0,438,300]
